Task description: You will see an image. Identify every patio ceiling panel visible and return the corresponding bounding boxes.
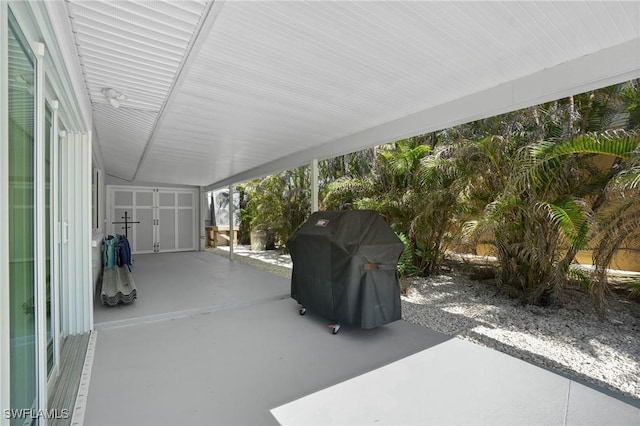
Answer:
[133,1,640,187]
[65,0,209,181]
[91,104,157,179]
[134,1,508,185]
[60,1,640,187]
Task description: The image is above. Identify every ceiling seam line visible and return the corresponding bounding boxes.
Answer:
[131,0,226,183]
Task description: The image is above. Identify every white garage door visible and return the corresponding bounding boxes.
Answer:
[107,186,197,254]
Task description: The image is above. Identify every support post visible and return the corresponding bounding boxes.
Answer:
[199,186,206,251]
[228,184,234,260]
[311,158,319,213]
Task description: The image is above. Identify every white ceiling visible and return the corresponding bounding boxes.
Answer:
[62,0,640,189]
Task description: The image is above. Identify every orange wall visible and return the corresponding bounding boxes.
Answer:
[469,244,640,273]
[574,249,640,273]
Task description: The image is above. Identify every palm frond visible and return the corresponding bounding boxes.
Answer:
[484,194,527,222]
[567,268,594,291]
[521,131,639,197]
[593,210,640,257]
[530,130,638,162]
[609,165,640,192]
[537,198,592,250]
[624,278,640,299]
[396,232,419,278]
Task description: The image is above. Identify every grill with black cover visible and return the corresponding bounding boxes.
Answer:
[287,210,403,332]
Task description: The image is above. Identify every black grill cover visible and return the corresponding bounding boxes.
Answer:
[287,210,404,329]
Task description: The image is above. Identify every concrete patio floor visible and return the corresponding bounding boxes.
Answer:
[85,251,640,425]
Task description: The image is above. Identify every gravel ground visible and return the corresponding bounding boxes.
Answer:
[402,270,640,403]
[212,246,640,403]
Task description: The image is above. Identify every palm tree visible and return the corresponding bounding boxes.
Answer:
[323,137,438,274]
[322,137,429,223]
[460,81,640,313]
[242,166,311,251]
[592,141,640,301]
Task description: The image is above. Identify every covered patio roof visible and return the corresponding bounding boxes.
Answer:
[49,1,640,188]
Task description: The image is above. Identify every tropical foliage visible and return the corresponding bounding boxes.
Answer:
[238,166,311,250]
[465,131,639,312]
[460,84,640,313]
[238,150,376,250]
[240,80,640,315]
[322,135,459,275]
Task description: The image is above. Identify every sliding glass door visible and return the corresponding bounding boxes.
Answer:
[8,9,37,420]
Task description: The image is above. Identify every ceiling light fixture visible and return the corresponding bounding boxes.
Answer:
[102,87,126,109]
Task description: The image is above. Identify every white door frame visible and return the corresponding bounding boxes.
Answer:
[107,185,198,254]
